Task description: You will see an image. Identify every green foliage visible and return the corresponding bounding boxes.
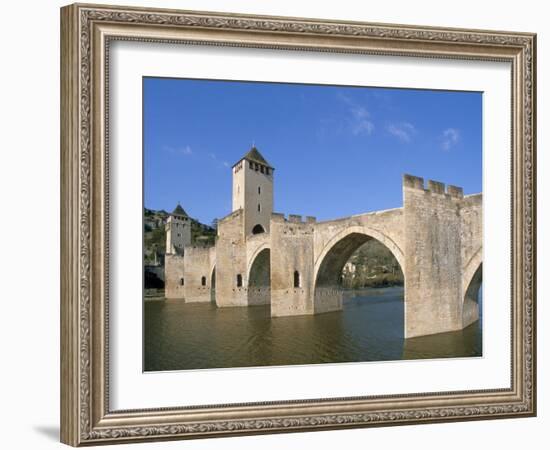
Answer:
[341,239,404,289]
[143,207,217,262]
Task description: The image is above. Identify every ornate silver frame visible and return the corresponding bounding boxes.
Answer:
[60,3,536,446]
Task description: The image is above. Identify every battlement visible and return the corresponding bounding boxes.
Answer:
[271,212,317,224]
[219,208,243,224]
[403,174,464,199]
[403,174,425,190]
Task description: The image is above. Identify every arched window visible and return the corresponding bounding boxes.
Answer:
[252,224,265,234]
[236,274,243,287]
[294,270,301,288]
[258,186,261,194]
[180,278,184,286]
[201,276,206,286]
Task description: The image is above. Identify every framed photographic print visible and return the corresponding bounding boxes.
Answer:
[60,3,536,446]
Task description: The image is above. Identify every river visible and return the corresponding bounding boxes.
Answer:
[144,286,482,372]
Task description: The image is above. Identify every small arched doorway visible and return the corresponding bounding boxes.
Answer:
[252,224,265,234]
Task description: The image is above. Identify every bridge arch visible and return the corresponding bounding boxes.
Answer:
[314,225,405,285]
[210,265,216,303]
[247,246,271,306]
[462,247,482,298]
[462,247,482,327]
[313,226,405,314]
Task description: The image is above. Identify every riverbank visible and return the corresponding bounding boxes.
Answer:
[342,285,404,300]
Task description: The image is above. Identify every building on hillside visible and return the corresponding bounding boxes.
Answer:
[165,203,191,255]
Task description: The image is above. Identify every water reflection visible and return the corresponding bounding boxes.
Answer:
[144,286,482,372]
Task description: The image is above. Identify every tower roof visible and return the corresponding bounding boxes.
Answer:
[171,204,188,217]
[233,146,274,169]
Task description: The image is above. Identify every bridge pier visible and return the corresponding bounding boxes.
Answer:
[270,214,316,316]
[313,287,343,314]
[403,175,478,338]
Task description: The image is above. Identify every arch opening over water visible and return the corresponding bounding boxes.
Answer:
[248,248,271,306]
[314,232,404,316]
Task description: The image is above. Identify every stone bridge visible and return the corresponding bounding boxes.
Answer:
[165,174,482,338]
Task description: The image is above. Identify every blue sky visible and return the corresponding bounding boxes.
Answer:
[144,78,482,225]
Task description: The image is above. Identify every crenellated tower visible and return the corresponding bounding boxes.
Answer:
[231,146,274,236]
[165,203,191,255]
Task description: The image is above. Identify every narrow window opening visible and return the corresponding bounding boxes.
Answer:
[258,203,261,212]
[180,278,184,286]
[201,276,206,286]
[258,186,261,195]
[294,270,301,288]
[236,274,243,287]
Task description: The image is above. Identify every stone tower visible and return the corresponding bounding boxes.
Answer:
[231,146,274,236]
[165,204,191,254]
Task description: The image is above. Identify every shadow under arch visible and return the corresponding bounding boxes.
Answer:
[314,226,405,279]
[210,265,216,304]
[248,248,271,306]
[463,262,482,328]
[462,247,482,327]
[313,227,405,315]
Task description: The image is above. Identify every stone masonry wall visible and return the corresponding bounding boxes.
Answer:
[215,210,248,307]
[403,175,465,338]
[164,254,185,299]
[270,214,316,316]
[183,246,215,303]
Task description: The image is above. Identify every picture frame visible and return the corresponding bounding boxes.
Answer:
[60,2,536,446]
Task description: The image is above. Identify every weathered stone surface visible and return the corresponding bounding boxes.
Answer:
[164,254,185,299]
[215,209,248,307]
[270,215,315,316]
[183,246,216,303]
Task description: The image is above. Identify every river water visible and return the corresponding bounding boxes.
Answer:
[144,287,482,372]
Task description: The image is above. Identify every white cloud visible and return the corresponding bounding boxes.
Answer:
[208,152,231,169]
[334,93,375,137]
[163,144,193,155]
[441,128,460,150]
[350,106,375,136]
[387,122,416,143]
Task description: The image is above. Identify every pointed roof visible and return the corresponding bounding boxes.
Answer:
[171,204,188,217]
[233,146,274,169]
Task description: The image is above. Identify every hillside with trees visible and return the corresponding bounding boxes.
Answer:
[341,239,404,288]
[143,208,216,265]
